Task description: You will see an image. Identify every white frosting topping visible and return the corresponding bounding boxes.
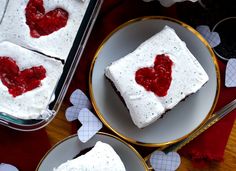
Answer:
[0,41,63,119]
[105,26,209,128]
[0,0,90,60]
[54,141,126,171]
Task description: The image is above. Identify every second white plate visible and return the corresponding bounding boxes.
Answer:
[37,132,148,171]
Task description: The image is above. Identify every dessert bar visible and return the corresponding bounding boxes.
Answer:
[105,26,209,128]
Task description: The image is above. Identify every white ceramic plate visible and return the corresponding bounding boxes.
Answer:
[89,16,220,146]
[36,132,148,171]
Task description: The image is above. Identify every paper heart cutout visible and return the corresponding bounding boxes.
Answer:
[150,151,181,171]
[65,89,92,121]
[225,58,236,87]
[196,25,221,48]
[25,0,69,38]
[135,54,173,97]
[0,56,46,97]
[0,163,19,171]
[77,108,103,143]
[0,0,9,24]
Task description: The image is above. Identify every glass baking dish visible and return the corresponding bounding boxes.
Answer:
[0,0,103,131]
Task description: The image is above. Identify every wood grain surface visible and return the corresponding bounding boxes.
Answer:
[45,103,236,171]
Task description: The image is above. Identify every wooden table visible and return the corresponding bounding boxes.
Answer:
[45,103,236,171]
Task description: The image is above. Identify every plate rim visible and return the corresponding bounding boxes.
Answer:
[89,16,221,147]
[36,132,149,171]
[212,16,236,61]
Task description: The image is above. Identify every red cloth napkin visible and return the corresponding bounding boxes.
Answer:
[67,0,236,167]
[0,126,51,171]
[179,60,236,166]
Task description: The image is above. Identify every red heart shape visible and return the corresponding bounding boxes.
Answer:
[25,0,69,38]
[0,56,46,97]
[135,54,173,97]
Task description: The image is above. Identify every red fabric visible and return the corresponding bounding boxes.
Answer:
[179,60,236,166]
[0,126,51,171]
[67,0,236,167]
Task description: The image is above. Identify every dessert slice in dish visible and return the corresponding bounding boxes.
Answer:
[0,0,90,60]
[0,41,63,119]
[54,141,126,171]
[105,26,209,128]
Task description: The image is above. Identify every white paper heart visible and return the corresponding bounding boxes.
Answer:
[77,108,103,143]
[0,0,9,24]
[225,58,236,87]
[196,25,221,48]
[0,163,18,171]
[150,151,181,171]
[65,89,92,121]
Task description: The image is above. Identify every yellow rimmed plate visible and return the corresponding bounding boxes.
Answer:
[36,132,149,171]
[89,16,220,147]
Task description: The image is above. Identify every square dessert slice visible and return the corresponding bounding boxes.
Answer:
[0,41,63,119]
[105,26,209,128]
[0,0,90,60]
[54,141,126,171]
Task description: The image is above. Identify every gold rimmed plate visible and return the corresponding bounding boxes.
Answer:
[36,132,149,171]
[89,16,220,147]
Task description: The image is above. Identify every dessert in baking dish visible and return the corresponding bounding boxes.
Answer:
[0,41,63,119]
[105,26,209,128]
[0,0,90,60]
[54,141,126,171]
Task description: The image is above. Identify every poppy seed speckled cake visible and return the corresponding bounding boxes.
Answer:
[105,26,209,128]
[0,41,63,119]
[0,0,90,60]
[54,141,126,171]
[0,0,93,121]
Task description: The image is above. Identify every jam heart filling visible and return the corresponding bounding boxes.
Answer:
[135,54,173,97]
[25,0,69,38]
[0,56,46,97]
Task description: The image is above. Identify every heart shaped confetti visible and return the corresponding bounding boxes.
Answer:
[225,58,236,87]
[0,56,46,97]
[0,163,18,171]
[135,54,173,97]
[77,108,103,143]
[196,25,221,48]
[65,89,92,121]
[25,0,69,38]
[0,0,9,24]
[150,150,181,171]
